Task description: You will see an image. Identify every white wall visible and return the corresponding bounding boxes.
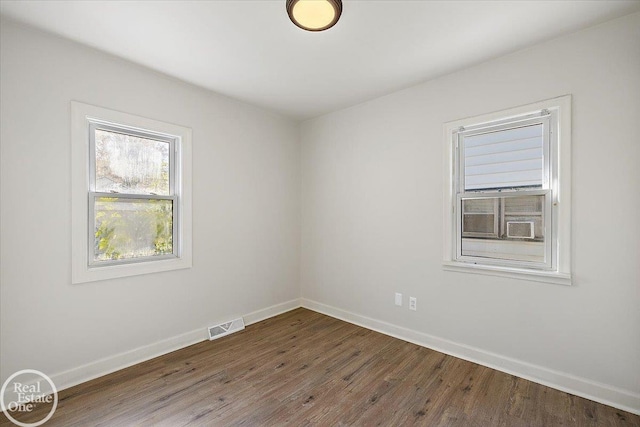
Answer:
[2,10,639,414]
[300,13,640,412]
[0,19,300,388]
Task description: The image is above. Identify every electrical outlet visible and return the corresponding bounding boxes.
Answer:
[409,297,417,311]
[395,292,402,306]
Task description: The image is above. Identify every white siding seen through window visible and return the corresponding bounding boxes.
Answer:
[463,124,544,191]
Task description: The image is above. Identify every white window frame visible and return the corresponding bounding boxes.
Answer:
[442,96,571,285]
[71,101,192,284]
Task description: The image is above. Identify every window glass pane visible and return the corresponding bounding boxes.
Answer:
[94,197,173,262]
[461,195,545,263]
[463,214,495,235]
[464,124,543,191]
[462,199,497,236]
[504,195,544,238]
[463,198,495,213]
[95,129,170,195]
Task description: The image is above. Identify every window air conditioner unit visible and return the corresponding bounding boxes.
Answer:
[506,221,535,239]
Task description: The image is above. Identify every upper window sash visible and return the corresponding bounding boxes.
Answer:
[88,121,177,196]
[455,112,551,194]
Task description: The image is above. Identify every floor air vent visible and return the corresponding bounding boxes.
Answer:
[208,318,245,340]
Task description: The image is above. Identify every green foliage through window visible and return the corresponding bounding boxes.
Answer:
[94,197,173,262]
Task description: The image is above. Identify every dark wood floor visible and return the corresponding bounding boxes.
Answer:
[2,308,638,426]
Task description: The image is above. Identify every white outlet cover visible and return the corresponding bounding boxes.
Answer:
[409,297,417,311]
[395,293,402,306]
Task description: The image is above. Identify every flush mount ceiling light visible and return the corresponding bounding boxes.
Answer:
[286,0,343,32]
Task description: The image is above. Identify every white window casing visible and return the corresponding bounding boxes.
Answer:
[442,96,571,285]
[71,101,192,284]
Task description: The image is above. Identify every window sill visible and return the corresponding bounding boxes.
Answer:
[73,256,192,284]
[442,261,571,286]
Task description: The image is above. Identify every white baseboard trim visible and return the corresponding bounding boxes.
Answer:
[43,297,640,415]
[50,327,206,392]
[49,298,301,392]
[244,298,302,326]
[301,298,640,415]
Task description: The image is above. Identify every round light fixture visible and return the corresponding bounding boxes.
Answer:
[286,0,342,32]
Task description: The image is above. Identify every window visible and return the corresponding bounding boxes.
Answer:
[72,102,192,283]
[90,124,177,265]
[443,96,571,285]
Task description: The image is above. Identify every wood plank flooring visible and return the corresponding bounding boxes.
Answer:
[1,308,638,426]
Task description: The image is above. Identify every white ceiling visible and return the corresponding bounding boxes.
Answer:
[1,1,639,120]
